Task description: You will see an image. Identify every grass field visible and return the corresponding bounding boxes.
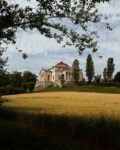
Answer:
[2,91,120,149]
[37,85,120,94]
[3,91,120,118]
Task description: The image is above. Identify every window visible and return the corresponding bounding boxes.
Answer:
[66,72,68,80]
[48,75,50,81]
[53,75,54,81]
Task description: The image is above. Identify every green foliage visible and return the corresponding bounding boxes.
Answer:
[86,54,94,84]
[9,71,23,88]
[0,71,37,95]
[0,0,110,56]
[103,67,108,81]
[106,58,115,81]
[0,85,25,95]
[72,59,80,84]
[22,71,37,92]
[36,84,120,94]
[94,75,101,85]
[23,71,37,83]
[103,58,115,82]
[0,72,9,86]
[23,82,36,92]
[114,72,120,82]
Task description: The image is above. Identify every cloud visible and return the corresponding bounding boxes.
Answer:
[5,0,120,78]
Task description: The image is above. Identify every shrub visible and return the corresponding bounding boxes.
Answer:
[99,82,120,88]
[0,85,26,95]
[22,82,35,92]
[27,82,35,92]
[94,75,101,85]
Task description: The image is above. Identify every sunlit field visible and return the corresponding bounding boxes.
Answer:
[3,92,120,118]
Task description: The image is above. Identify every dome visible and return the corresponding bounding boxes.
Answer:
[55,61,70,68]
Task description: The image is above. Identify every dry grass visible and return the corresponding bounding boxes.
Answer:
[3,92,120,118]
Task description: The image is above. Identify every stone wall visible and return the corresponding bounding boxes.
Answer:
[35,81,53,90]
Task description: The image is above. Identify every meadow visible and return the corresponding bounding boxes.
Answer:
[1,91,120,149]
[3,91,120,118]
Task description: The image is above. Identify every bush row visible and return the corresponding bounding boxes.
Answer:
[0,85,26,95]
[98,82,120,88]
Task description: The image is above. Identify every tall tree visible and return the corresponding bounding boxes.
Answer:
[23,71,37,92]
[86,54,94,84]
[72,59,80,84]
[114,72,120,82]
[0,0,110,57]
[106,58,115,81]
[103,67,108,81]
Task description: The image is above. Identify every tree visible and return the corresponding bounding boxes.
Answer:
[114,72,120,82]
[106,58,115,81]
[86,54,94,84]
[0,49,8,101]
[0,0,110,57]
[94,75,101,85]
[0,72,9,87]
[23,71,37,92]
[103,68,108,81]
[9,71,23,88]
[23,71,37,83]
[72,59,80,84]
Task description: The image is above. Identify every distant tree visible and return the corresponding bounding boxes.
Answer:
[86,54,94,84]
[106,58,115,81]
[72,59,80,84]
[0,72,9,87]
[94,75,101,85]
[103,68,108,82]
[23,71,37,92]
[9,71,23,88]
[23,71,37,83]
[114,72,120,82]
[27,82,36,92]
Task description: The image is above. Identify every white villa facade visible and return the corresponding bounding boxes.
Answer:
[35,61,83,89]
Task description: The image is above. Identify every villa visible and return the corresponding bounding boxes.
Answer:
[35,61,83,89]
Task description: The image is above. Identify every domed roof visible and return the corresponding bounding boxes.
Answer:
[55,61,70,68]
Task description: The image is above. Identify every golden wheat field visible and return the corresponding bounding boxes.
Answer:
[3,92,120,118]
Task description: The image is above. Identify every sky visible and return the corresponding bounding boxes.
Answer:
[4,0,120,78]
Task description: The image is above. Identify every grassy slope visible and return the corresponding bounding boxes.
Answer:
[3,92,120,118]
[2,86,120,150]
[37,85,120,94]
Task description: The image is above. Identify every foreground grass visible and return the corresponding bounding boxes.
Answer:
[0,107,120,150]
[0,119,85,150]
[2,91,120,149]
[3,92,120,117]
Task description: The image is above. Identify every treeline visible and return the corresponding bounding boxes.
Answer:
[72,55,120,85]
[0,71,37,95]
